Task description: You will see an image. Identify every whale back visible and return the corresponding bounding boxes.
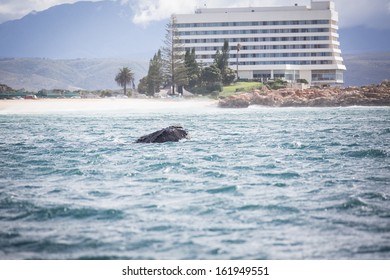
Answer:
[136,126,189,143]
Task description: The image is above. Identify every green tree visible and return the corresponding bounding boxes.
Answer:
[214,40,231,85]
[201,64,222,94]
[115,67,134,96]
[185,47,200,88]
[146,49,163,96]
[137,50,163,96]
[161,15,188,95]
[223,67,236,85]
[137,76,148,94]
[202,64,222,86]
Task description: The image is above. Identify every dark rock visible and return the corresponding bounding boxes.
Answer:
[218,95,250,108]
[135,126,189,143]
[217,80,390,108]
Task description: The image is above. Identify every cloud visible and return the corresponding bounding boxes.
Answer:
[131,0,196,25]
[335,0,390,29]
[0,0,389,29]
[130,0,307,25]
[130,0,390,29]
[0,0,98,23]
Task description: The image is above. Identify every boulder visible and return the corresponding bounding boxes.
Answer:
[135,126,189,143]
[218,95,251,108]
[217,80,390,108]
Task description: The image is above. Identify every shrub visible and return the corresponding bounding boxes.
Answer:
[265,79,287,90]
[206,83,223,93]
[297,79,309,84]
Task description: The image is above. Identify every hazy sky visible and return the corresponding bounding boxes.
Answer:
[0,0,389,29]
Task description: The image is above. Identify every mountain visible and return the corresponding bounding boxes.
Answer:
[339,27,390,54]
[0,53,388,91]
[343,52,390,87]
[0,57,148,91]
[0,0,165,59]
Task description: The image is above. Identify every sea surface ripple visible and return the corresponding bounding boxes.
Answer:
[0,102,389,259]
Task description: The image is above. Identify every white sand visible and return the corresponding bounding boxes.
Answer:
[0,98,217,114]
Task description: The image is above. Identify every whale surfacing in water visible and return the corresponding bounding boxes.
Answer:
[135,126,189,143]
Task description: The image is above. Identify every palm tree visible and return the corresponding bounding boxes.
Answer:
[236,43,241,80]
[115,67,134,96]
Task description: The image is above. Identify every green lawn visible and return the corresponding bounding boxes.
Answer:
[221,82,263,97]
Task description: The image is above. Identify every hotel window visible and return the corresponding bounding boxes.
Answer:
[253,70,271,79]
[312,70,337,81]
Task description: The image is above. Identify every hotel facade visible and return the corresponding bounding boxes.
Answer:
[175,0,346,85]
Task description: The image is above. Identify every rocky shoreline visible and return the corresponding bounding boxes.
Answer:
[218,81,390,108]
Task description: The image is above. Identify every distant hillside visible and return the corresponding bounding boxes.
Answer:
[0,53,388,91]
[339,27,390,54]
[0,0,165,59]
[343,52,390,86]
[0,58,148,91]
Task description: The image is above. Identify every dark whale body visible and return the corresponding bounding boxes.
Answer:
[135,126,189,143]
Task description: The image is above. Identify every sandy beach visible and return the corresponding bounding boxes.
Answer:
[0,98,217,114]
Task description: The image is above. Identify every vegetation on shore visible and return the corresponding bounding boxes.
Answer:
[136,16,236,98]
[2,79,390,109]
[0,84,133,99]
[220,82,263,97]
[115,67,134,96]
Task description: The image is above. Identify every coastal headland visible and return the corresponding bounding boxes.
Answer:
[218,80,390,108]
[2,81,390,112]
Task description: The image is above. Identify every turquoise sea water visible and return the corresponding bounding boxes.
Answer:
[0,102,389,259]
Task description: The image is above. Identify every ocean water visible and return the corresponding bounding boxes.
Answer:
[0,101,389,260]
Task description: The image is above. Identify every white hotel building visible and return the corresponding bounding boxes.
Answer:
[175,0,346,85]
